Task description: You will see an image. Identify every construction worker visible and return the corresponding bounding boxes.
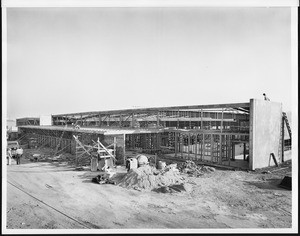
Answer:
[72,121,80,129]
[15,147,23,165]
[7,148,12,165]
[263,93,270,101]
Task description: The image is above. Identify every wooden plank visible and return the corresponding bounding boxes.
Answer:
[97,139,116,161]
[270,153,279,167]
[73,135,92,157]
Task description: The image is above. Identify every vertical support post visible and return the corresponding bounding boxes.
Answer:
[180,133,183,158]
[232,143,235,161]
[198,111,200,128]
[157,133,161,153]
[219,134,222,164]
[131,113,134,128]
[202,134,205,161]
[98,113,101,127]
[174,132,178,157]
[119,115,122,128]
[195,134,198,160]
[281,116,285,162]
[123,134,126,164]
[156,111,160,127]
[177,110,179,128]
[114,136,117,165]
[144,133,147,151]
[210,134,214,162]
[131,134,135,149]
[228,136,231,166]
[221,108,224,133]
[243,142,246,160]
[201,109,203,130]
[188,132,190,159]
[80,115,83,127]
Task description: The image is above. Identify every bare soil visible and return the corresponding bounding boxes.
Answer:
[5,148,292,230]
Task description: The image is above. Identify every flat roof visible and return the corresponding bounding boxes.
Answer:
[16,117,40,120]
[18,125,163,135]
[52,102,250,117]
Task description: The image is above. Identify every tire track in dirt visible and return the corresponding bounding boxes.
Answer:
[7,180,98,229]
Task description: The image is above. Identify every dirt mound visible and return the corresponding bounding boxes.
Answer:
[118,165,184,191]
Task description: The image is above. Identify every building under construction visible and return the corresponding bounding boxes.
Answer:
[17,99,292,170]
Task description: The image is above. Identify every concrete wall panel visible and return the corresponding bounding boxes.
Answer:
[250,99,282,170]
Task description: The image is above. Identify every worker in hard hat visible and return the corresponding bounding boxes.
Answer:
[7,148,12,165]
[15,147,23,165]
[263,93,270,101]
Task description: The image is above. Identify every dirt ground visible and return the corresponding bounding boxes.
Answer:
[5,148,292,230]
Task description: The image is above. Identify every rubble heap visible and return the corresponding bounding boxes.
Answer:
[118,165,184,191]
[178,160,215,177]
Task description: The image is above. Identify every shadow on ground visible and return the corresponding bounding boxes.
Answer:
[77,171,127,185]
[244,178,289,191]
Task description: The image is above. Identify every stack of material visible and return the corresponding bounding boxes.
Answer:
[118,165,184,191]
[178,160,215,177]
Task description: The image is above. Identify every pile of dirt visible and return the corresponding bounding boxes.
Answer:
[178,160,215,177]
[118,165,184,191]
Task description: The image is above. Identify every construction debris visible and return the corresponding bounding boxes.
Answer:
[153,183,193,194]
[92,174,116,185]
[178,160,215,177]
[75,167,85,171]
[32,154,41,162]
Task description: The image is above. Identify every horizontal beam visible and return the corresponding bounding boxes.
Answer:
[18,125,163,135]
[163,128,249,136]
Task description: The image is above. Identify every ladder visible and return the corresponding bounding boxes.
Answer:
[278,115,284,162]
[282,112,292,140]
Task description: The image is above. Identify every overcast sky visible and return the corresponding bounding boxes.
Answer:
[6,7,292,119]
